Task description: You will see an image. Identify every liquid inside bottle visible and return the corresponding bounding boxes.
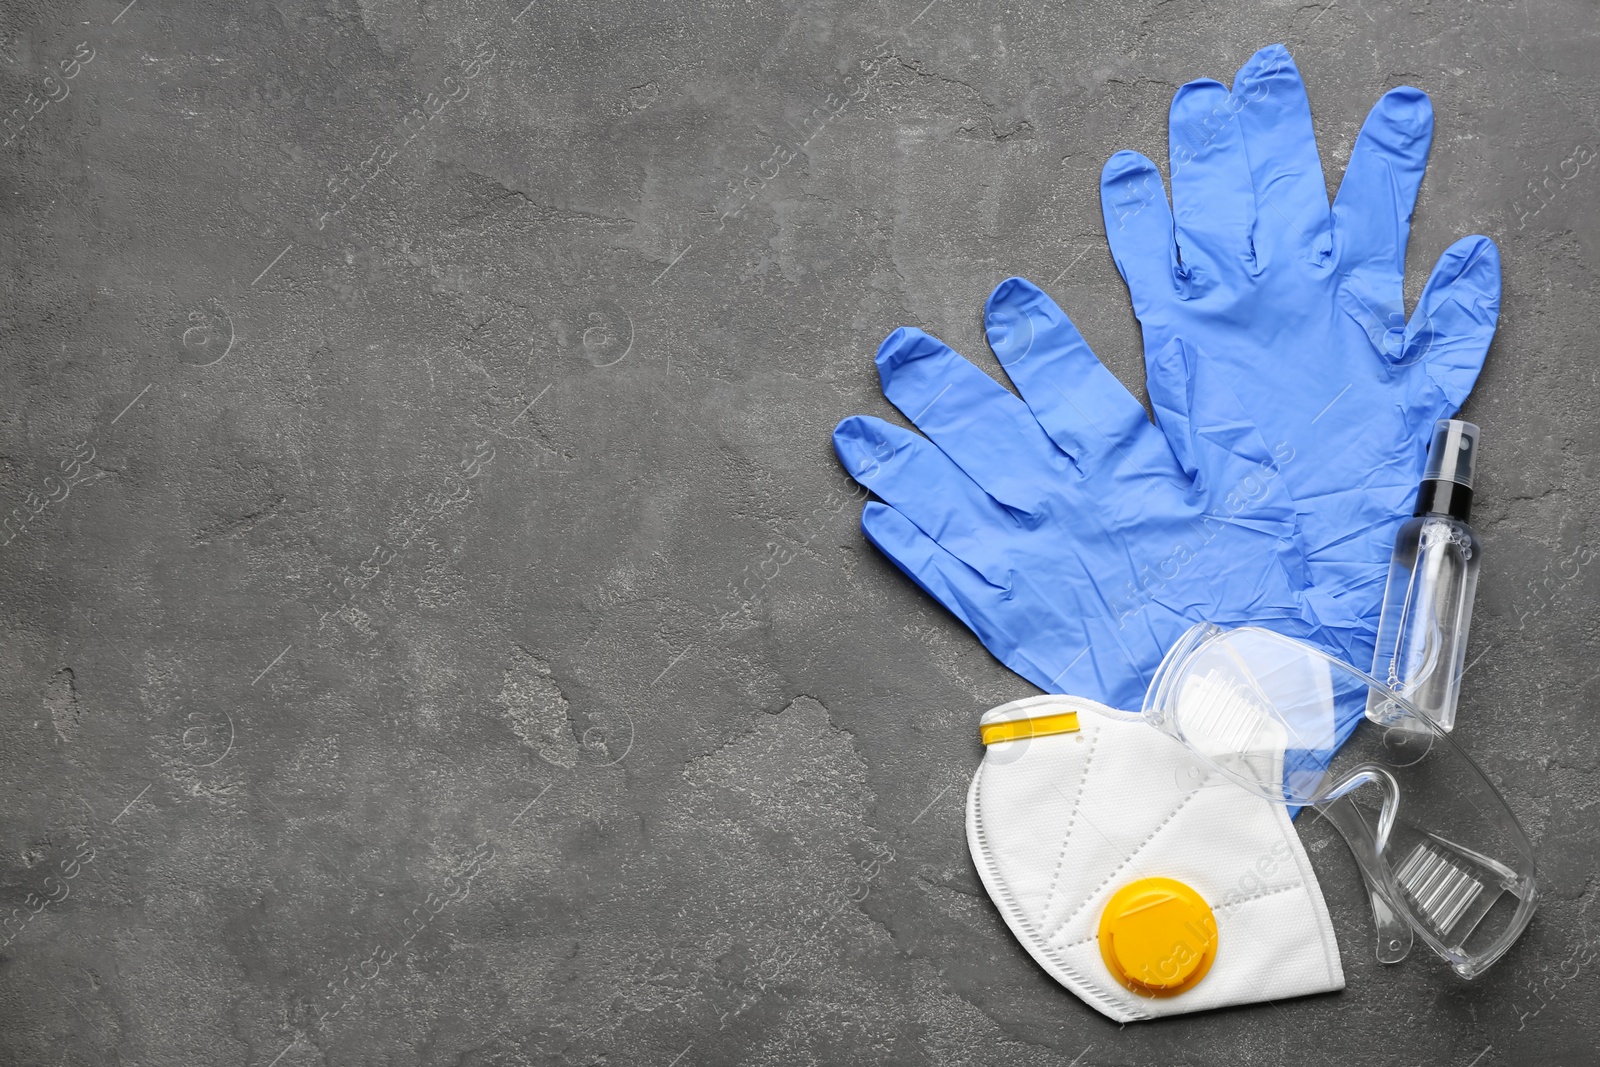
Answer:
[1368,420,1483,732]
[1370,515,1481,731]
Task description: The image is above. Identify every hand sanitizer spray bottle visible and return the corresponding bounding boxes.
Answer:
[1370,420,1483,732]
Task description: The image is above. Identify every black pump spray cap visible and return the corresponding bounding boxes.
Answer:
[1414,419,1479,521]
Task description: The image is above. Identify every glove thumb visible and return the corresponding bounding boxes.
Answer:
[1407,235,1500,408]
[1336,235,1499,408]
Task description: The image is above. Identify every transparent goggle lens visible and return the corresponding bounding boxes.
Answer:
[1144,624,1537,978]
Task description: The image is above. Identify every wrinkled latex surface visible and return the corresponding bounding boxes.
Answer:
[1099,44,1500,669]
[833,280,1358,711]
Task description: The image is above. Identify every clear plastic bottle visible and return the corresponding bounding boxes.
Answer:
[1369,420,1482,732]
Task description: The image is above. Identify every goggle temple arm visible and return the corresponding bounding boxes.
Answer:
[1312,785,1415,966]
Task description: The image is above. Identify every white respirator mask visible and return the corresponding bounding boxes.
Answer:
[966,694,1345,1022]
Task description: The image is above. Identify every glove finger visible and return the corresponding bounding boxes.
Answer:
[1232,44,1333,262]
[875,327,1065,514]
[865,504,1091,695]
[859,501,1002,646]
[1404,235,1500,407]
[833,415,1016,585]
[983,277,1161,470]
[1331,87,1434,279]
[1168,78,1257,282]
[1100,150,1180,320]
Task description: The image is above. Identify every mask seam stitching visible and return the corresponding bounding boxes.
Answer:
[1052,878,1316,954]
[1213,881,1308,911]
[969,750,1149,1021]
[1274,807,1345,987]
[1036,727,1101,925]
[1042,783,1206,944]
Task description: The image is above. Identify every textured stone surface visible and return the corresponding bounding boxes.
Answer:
[1,0,1596,1064]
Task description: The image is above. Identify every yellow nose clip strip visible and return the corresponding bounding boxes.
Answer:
[979,710,1080,746]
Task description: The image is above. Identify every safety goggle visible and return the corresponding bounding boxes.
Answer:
[1143,623,1538,978]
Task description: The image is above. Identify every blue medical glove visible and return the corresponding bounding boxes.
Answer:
[833,281,1358,711]
[1099,44,1500,664]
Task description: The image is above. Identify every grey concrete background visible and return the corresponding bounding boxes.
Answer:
[0,0,1595,1063]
